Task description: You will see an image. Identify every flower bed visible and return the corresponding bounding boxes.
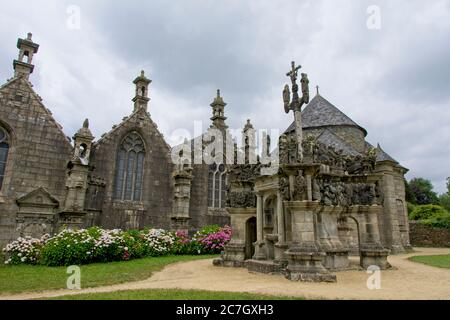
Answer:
[2,225,231,266]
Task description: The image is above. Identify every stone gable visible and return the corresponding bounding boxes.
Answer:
[0,77,73,244]
[89,107,174,230]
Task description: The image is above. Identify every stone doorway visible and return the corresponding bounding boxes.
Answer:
[245,217,257,260]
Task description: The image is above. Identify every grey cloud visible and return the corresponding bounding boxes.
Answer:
[0,0,449,193]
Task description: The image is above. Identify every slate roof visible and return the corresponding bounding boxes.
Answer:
[364,141,399,163]
[284,94,367,136]
[316,129,360,156]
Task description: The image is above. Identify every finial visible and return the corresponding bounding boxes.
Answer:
[316,85,319,95]
[217,89,221,97]
[244,119,254,131]
[83,118,89,129]
[141,70,145,77]
[27,32,32,40]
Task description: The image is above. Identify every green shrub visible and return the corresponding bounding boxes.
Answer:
[3,226,231,266]
[407,202,417,215]
[409,204,448,221]
[197,225,222,237]
[421,215,450,229]
[39,228,174,266]
[439,194,450,212]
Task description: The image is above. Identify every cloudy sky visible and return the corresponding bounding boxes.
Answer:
[0,0,449,193]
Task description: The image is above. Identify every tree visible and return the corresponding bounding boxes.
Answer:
[439,177,450,211]
[408,178,439,205]
[404,179,417,204]
[440,194,450,211]
[447,177,450,194]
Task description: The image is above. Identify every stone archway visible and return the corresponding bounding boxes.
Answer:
[338,216,361,256]
[339,205,391,270]
[245,217,257,260]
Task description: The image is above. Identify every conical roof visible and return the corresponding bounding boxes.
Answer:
[284,94,367,136]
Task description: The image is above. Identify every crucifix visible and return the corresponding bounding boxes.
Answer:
[283,61,310,163]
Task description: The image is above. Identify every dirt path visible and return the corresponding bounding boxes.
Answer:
[1,247,450,300]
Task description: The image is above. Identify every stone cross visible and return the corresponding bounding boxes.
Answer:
[283,61,310,163]
[287,61,301,85]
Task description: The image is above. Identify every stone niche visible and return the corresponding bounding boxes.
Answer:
[15,187,59,237]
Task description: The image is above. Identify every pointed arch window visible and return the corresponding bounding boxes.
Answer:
[114,132,145,201]
[207,163,227,208]
[0,127,9,190]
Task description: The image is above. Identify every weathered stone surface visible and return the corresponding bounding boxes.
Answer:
[0,75,73,245]
[216,61,411,283]
[0,34,232,247]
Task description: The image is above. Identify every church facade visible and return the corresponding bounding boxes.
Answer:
[0,34,228,247]
[0,32,411,266]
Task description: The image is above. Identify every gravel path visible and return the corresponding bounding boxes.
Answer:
[1,247,450,300]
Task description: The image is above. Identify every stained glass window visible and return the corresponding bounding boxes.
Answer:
[207,163,228,208]
[114,132,145,201]
[0,127,9,190]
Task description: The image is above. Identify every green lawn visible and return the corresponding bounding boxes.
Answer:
[409,254,450,269]
[44,288,303,300]
[0,255,216,295]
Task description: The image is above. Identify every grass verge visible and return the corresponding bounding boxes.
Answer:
[0,255,216,295]
[409,254,450,269]
[43,288,304,300]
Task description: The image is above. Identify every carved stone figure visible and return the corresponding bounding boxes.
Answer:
[312,178,321,201]
[293,171,307,201]
[227,191,256,208]
[279,175,290,201]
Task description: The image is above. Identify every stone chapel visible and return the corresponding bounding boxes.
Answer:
[0,32,411,271]
[0,33,228,247]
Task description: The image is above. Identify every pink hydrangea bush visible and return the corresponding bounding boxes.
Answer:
[196,225,232,254]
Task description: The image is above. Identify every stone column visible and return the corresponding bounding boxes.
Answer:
[358,205,391,270]
[376,164,404,253]
[253,194,266,260]
[170,167,193,234]
[294,110,303,162]
[316,207,349,270]
[276,192,285,243]
[284,201,336,282]
[274,191,288,265]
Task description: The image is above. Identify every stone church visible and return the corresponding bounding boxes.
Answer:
[0,33,229,247]
[0,32,411,271]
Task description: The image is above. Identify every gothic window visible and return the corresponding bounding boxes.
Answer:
[0,127,9,190]
[207,163,227,208]
[114,132,145,201]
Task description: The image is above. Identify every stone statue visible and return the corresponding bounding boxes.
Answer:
[279,134,289,164]
[293,170,307,201]
[280,175,290,200]
[312,178,321,201]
